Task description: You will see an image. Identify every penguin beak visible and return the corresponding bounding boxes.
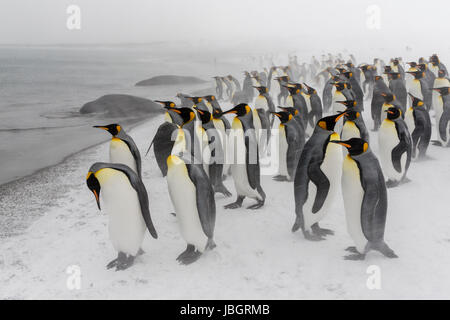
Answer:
[93,126,109,132]
[330,141,351,148]
[270,112,281,118]
[335,112,348,122]
[86,172,101,210]
[222,108,237,115]
[336,101,347,105]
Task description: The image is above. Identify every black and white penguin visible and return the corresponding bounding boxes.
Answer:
[331,81,354,114]
[94,124,142,178]
[341,70,364,112]
[340,107,370,143]
[292,112,347,240]
[371,76,391,131]
[380,92,403,123]
[387,72,407,114]
[303,83,323,135]
[86,162,158,270]
[429,54,448,78]
[405,69,431,111]
[405,94,432,160]
[432,87,450,147]
[331,138,397,260]
[271,111,305,182]
[284,83,308,129]
[194,107,232,197]
[154,100,181,124]
[166,151,216,265]
[378,107,412,188]
[222,103,266,209]
[213,76,224,101]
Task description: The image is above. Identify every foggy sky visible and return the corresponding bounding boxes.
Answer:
[1,0,449,50]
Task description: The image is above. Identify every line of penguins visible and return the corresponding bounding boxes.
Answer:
[86,53,450,270]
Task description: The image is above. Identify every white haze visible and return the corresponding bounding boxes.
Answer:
[1,0,450,53]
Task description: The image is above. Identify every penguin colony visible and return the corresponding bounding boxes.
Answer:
[87,53,449,270]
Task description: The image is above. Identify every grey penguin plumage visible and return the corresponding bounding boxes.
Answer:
[406,94,432,160]
[371,76,392,131]
[432,87,450,147]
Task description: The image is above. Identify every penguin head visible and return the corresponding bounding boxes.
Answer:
[392,58,400,66]
[222,103,251,117]
[381,92,395,103]
[227,75,233,80]
[346,62,354,68]
[418,57,427,64]
[342,71,353,80]
[204,95,216,103]
[275,76,289,83]
[278,106,299,117]
[194,107,213,124]
[406,70,423,79]
[344,110,361,121]
[385,107,402,120]
[284,85,301,95]
[254,86,269,95]
[317,112,348,131]
[166,107,195,126]
[333,82,347,91]
[86,170,101,210]
[336,100,357,108]
[303,83,317,95]
[384,66,392,73]
[93,124,121,137]
[406,61,417,68]
[187,96,203,104]
[155,100,176,108]
[271,111,293,124]
[431,87,450,96]
[331,138,369,156]
[374,75,383,81]
[417,63,427,72]
[408,93,425,107]
[388,72,401,80]
[438,70,446,78]
[331,75,341,82]
[430,54,440,66]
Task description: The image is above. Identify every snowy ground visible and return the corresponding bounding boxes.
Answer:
[1,100,450,299]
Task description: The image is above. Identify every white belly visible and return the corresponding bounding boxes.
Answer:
[407,80,423,108]
[255,95,269,112]
[405,108,415,134]
[98,169,145,256]
[341,155,368,253]
[110,138,137,173]
[286,95,294,108]
[379,120,404,182]
[381,103,392,122]
[332,91,346,114]
[167,157,208,252]
[278,125,289,177]
[303,133,342,230]
[382,74,389,86]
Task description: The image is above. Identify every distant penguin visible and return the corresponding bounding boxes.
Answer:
[221,76,233,100]
[194,107,232,197]
[213,76,224,100]
[331,81,354,114]
[154,100,181,123]
[331,138,397,260]
[429,54,448,78]
[284,83,309,129]
[380,92,403,123]
[405,94,432,160]
[177,93,194,108]
[303,83,323,135]
[387,72,407,114]
[382,66,392,86]
[292,112,348,240]
[94,124,142,178]
[431,71,450,145]
[222,104,266,209]
[166,151,216,265]
[371,76,391,131]
[432,86,450,147]
[271,111,305,182]
[417,63,436,89]
[276,76,290,105]
[378,107,412,188]
[342,70,364,112]
[268,66,281,103]
[405,69,431,111]
[86,162,158,270]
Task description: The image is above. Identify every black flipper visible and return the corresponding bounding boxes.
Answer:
[245,133,261,191]
[307,161,330,214]
[150,122,178,176]
[187,164,216,239]
[391,140,408,173]
[120,133,142,178]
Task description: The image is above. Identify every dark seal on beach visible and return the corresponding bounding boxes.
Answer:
[80,94,162,117]
[135,75,207,86]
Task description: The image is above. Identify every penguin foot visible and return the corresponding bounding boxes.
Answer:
[401,177,412,184]
[272,175,288,182]
[345,246,359,253]
[344,253,366,261]
[170,212,176,217]
[386,180,400,188]
[115,252,135,271]
[291,216,303,233]
[106,257,119,270]
[311,223,334,236]
[137,248,145,256]
[431,140,443,146]
[247,199,264,210]
[303,230,325,241]
[224,196,245,209]
[372,242,398,259]
[214,184,232,197]
[176,244,195,262]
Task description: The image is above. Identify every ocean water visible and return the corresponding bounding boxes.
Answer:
[0,44,247,185]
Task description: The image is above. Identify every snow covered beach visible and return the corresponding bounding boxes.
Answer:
[1,107,450,299]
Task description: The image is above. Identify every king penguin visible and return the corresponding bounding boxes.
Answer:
[166,143,216,265]
[292,112,348,240]
[378,107,412,188]
[405,94,432,160]
[371,76,391,131]
[331,138,398,260]
[94,124,142,178]
[432,87,450,147]
[271,111,305,182]
[222,103,266,209]
[86,162,158,270]
[213,77,224,101]
[341,108,370,143]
